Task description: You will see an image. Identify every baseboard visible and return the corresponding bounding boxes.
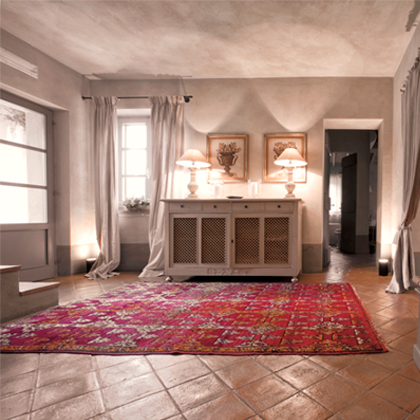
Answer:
[302,244,323,273]
[414,344,420,371]
[117,243,150,272]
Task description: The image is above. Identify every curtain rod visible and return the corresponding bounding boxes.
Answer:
[82,95,192,103]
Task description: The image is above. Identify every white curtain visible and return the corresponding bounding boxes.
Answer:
[139,96,185,277]
[86,96,121,279]
[387,49,420,293]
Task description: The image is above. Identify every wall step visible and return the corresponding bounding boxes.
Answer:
[19,281,60,296]
[1,265,59,323]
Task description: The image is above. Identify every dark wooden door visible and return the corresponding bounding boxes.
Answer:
[340,153,357,254]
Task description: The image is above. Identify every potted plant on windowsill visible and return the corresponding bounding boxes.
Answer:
[121,197,151,214]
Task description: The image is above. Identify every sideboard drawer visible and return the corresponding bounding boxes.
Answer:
[169,202,202,212]
[264,202,294,212]
[232,202,262,212]
[202,202,231,212]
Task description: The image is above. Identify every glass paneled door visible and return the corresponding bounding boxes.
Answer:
[0,92,55,280]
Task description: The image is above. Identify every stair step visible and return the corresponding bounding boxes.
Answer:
[0,265,21,274]
[19,281,60,296]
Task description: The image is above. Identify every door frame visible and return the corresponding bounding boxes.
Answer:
[0,90,55,280]
[322,119,383,266]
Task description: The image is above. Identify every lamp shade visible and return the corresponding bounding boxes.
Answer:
[176,149,210,168]
[274,147,307,168]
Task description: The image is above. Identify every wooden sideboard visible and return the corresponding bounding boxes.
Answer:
[163,198,302,281]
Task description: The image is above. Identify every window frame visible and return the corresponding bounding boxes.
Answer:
[117,114,152,205]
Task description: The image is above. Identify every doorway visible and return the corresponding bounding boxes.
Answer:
[323,129,378,266]
[0,91,55,280]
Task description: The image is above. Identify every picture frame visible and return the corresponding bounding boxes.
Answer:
[207,133,248,183]
[263,132,307,183]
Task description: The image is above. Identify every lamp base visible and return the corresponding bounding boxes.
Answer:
[186,167,199,198]
[284,179,296,198]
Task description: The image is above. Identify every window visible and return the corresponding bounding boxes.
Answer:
[0,99,48,223]
[117,114,151,203]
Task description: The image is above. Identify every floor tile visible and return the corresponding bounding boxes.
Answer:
[364,350,411,371]
[102,371,164,410]
[108,391,180,420]
[398,361,420,383]
[1,253,418,419]
[0,370,36,397]
[337,359,392,389]
[376,304,411,319]
[96,356,152,388]
[0,390,32,420]
[32,372,99,411]
[235,374,297,412]
[276,359,330,390]
[338,392,407,420]
[0,353,38,380]
[93,354,146,370]
[39,352,90,367]
[304,374,365,412]
[372,374,420,412]
[199,354,246,371]
[146,354,196,370]
[252,354,304,372]
[156,357,210,388]
[169,373,229,412]
[308,354,360,372]
[260,393,331,420]
[376,327,402,343]
[30,390,105,420]
[380,316,418,336]
[36,356,94,387]
[388,333,417,355]
[183,392,255,420]
[216,358,270,389]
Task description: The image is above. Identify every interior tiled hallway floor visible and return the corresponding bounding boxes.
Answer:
[1,248,420,420]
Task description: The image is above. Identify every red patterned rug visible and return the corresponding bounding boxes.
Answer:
[0,282,387,355]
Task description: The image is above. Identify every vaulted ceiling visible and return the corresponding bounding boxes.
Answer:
[1,0,419,79]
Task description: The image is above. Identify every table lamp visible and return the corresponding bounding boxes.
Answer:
[176,149,210,198]
[274,147,307,198]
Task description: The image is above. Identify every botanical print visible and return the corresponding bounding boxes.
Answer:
[207,134,248,182]
[264,133,306,183]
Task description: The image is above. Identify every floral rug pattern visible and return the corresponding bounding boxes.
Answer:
[0,282,388,355]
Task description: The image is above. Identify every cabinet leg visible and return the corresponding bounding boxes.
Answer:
[165,276,173,282]
[291,277,299,283]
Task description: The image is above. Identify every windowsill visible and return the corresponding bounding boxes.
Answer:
[119,208,150,217]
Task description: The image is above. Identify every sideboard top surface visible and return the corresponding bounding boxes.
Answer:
[162,198,302,203]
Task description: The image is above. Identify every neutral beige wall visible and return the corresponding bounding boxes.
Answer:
[0,28,399,275]
[392,24,420,272]
[0,30,96,274]
[92,76,393,272]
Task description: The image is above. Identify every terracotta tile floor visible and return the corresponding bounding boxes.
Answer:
[1,248,420,419]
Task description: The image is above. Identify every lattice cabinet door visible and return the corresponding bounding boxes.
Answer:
[201,216,228,265]
[171,216,198,264]
[233,216,262,265]
[263,216,290,265]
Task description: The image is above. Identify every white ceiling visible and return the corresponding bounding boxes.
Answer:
[1,0,419,79]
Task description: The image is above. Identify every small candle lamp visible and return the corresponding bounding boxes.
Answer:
[86,258,97,272]
[378,259,389,276]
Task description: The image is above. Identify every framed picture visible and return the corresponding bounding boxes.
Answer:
[264,133,307,183]
[207,134,248,183]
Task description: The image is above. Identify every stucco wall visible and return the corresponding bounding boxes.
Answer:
[0,30,96,275]
[392,24,420,274]
[1,28,401,276]
[92,76,393,273]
